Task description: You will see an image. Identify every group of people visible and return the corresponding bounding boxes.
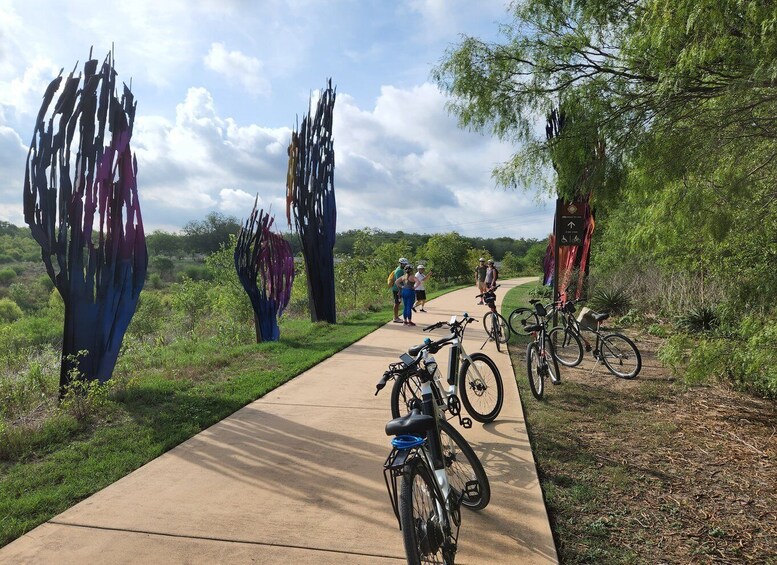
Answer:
[389,256,500,325]
[390,258,432,326]
[474,257,498,304]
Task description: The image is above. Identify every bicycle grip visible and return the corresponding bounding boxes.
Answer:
[375,372,391,395]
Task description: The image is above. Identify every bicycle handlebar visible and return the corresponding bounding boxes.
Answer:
[475,284,500,299]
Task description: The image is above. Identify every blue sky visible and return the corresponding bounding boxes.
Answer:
[0,0,555,239]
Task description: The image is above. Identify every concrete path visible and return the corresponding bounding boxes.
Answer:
[1,278,557,564]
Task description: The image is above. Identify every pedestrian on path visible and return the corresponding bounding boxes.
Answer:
[486,259,499,290]
[475,257,487,304]
[413,264,432,312]
[396,265,417,325]
[389,257,408,322]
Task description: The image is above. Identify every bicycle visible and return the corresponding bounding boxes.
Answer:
[379,346,491,564]
[378,314,504,424]
[476,285,510,352]
[522,301,561,400]
[545,299,642,379]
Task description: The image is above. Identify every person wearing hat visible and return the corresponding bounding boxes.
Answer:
[395,264,418,326]
[485,259,499,290]
[413,264,432,312]
[391,257,409,323]
[474,257,487,304]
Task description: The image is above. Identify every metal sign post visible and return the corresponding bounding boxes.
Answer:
[553,199,586,326]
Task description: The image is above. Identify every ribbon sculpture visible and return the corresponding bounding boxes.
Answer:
[286,80,337,323]
[235,201,294,342]
[23,51,146,393]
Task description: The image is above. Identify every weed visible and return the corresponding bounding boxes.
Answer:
[676,305,719,333]
[589,287,631,315]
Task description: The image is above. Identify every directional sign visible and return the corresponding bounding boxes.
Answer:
[556,201,586,247]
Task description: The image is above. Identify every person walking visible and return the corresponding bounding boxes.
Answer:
[485,259,499,290]
[396,265,417,326]
[413,264,432,312]
[390,258,408,323]
[475,257,487,304]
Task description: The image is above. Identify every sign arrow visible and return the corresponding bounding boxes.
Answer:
[567,221,577,229]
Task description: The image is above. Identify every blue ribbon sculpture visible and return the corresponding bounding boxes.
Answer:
[235,201,294,342]
[23,51,147,393]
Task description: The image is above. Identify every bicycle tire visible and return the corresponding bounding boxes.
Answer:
[390,371,434,419]
[439,419,491,510]
[482,312,501,352]
[526,342,544,400]
[548,326,584,367]
[601,333,642,379]
[458,352,504,423]
[400,456,446,565]
[508,307,539,335]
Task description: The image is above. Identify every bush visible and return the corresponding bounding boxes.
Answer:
[528,283,553,300]
[180,265,212,282]
[0,268,17,285]
[676,305,719,333]
[0,298,23,323]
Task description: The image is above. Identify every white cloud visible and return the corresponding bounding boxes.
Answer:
[204,43,271,96]
[219,188,258,214]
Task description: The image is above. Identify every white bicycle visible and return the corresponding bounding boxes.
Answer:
[382,314,504,424]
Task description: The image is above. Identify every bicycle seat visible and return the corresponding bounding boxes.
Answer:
[593,312,610,322]
[385,411,435,437]
[524,323,543,332]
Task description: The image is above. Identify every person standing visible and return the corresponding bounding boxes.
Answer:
[390,257,409,322]
[485,259,499,290]
[396,265,417,326]
[413,264,432,312]
[475,257,487,304]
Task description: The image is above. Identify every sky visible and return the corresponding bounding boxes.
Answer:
[0,0,555,240]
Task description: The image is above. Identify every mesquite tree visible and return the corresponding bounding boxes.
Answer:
[23,51,147,392]
[286,80,337,323]
[234,201,294,342]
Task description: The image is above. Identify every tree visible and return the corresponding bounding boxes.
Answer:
[421,233,470,282]
[182,212,240,255]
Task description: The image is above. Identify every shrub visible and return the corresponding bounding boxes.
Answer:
[180,264,212,282]
[0,268,17,286]
[0,298,23,323]
[528,283,553,300]
[589,287,631,315]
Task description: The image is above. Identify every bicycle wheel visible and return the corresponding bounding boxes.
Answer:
[508,307,539,335]
[526,342,544,400]
[601,333,642,379]
[400,457,446,565]
[543,336,562,385]
[482,312,503,352]
[439,419,491,510]
[390,371,424,419]
[548,327,584,367]
[458,352,503,423]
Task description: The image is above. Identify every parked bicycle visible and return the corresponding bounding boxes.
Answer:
[379,314,504,424]
[477,285,510,352]
[547,299,642,378]
[522,300,561,400]
[378,344,491,564]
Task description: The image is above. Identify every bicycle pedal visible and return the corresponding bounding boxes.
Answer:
[460,417,472,429]
[464,480,481,499]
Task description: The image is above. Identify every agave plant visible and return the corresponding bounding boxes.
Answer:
[589,287,631,315]
[677,306,719,333]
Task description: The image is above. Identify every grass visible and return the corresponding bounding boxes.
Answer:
[0,286,470,548]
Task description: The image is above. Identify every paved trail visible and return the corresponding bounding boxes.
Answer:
[1,277,557,564]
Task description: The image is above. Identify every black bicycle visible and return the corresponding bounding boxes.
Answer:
[378,344,491,564]
[522,300,561,400]
[477,285,510,352]
[546,299,642,379]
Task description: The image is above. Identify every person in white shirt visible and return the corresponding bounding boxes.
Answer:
[412,264,432,312]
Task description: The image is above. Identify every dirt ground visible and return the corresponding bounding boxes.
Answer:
[512,329,777,563]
